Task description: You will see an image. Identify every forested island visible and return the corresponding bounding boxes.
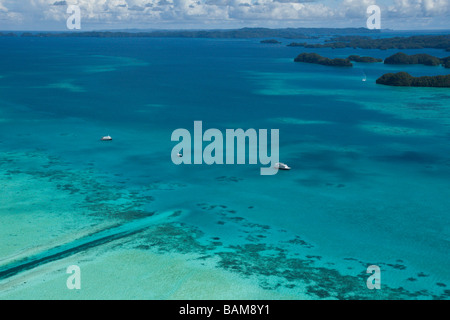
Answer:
[347,55,383,63]
[288,35,450,51]
[293,51,449,69]
[384,52,450,68]
[294,53,384,67]
[0,32,16,37]
[294,53,353,67]
[376,72,450,87]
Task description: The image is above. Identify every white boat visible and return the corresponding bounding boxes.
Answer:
[362,71,367,82]
[275,162,291,170]
[101,135,112,141]
[177,152,183,157]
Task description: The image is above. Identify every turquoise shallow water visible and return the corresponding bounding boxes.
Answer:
[0,35,449,299]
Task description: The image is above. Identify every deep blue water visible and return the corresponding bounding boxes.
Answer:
[0,34,449,299]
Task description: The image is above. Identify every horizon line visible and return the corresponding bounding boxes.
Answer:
[1,27,449,33]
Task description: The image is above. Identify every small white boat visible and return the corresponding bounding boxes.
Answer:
[177,152,183,157]
[275,162,291,170]
[101,135,112,141]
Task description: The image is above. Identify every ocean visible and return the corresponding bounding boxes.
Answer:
[0,34,449,299]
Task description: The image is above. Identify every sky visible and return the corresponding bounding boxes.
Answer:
[0,0,449,31]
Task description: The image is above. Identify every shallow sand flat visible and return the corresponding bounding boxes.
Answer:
[0,149,167,263]
[0,169,107,261]
[0,243,307,300]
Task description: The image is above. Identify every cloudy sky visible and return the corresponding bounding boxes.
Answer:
[0,0,449,31]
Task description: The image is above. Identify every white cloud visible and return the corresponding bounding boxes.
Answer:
[339,0,377,18]
[387,0,450,17]
[0,0,7,12]
[0,0,448,30]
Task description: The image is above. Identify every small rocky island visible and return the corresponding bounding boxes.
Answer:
[376,72,450,88]
[294,53,353,67]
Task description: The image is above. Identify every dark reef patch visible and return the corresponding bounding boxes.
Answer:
[0,152,158,223]
[374,151,440,166]
[215,176,243,183]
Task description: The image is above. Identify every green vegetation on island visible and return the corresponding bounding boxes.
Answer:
[443,57,450,68]
[0,32,17,37]
[384,52,450,68]
[288,35,450,51]
[294,53,353,67]
[347,55,383,63]
[376,72,450,87]
[293,53,382,67]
